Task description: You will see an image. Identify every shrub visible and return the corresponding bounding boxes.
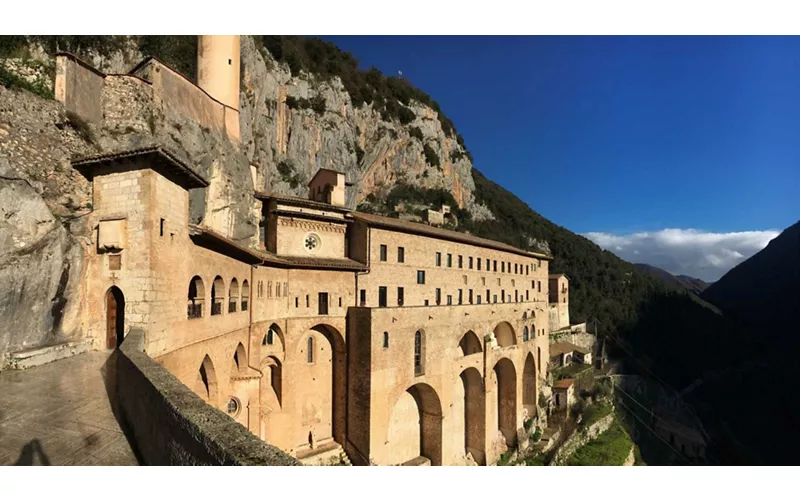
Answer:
[423,144,440,167]
[285,95,299,109]
[0,63,54,100]
[409,126,424,142]
[531,426,542,443]
[355,144,365,164]
[276,159,302,189]
[310,94,326,115]
[65,111,97,145]
[538,393,548,409]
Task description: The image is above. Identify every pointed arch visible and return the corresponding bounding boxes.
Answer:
[195,355,218,406]
[458,330,482,356]
[263,356,283,408]
[232,342,247,376]
[388,383,443,465]
[493,357,517,446]
[460,368,486,465]
[523,353,538,419]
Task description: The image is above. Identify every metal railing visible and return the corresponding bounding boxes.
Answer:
[187,303,202,319]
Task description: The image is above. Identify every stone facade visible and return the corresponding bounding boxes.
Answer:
[16,37,576,466]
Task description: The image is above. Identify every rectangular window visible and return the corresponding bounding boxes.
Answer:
[447,254,452,268]
[436,252,442,267]
[486,258,490,271]
[515,290,518,302]
[295,297,299,308]
[284,282,288,297]
[501,290,505,302]
[159,218,165,237]
[339,296,342,307]
[497,278,501,286]
[502,262,505,273]
[436,288,442,305]
[319,292,329,315]
[526,290,530,301]
[360,289,366,306]
[482,277,486,286]
[494,294,498,304]
[458,255,463,268]
[306,294,310,307]
[277,282,281,298]
[486,289,490,302]
[447,295,453,306]
[477,295,482,304]
[397,287,404,306]
[398,246,405,263]
[532,280,535,289]
[417,270,426,284]
[458,289,463,305]
[469,256,473,269]
[493,260,497,272]
[380,244,387,262]
[526,265,529,276]
[477,258,482,271]
[538,281,541,293]
[469,289,474,304]
[378,286,387,308]
[515,263,518,274]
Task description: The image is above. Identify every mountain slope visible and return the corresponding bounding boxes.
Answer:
[635,263,710,295]
[702,220,799,333]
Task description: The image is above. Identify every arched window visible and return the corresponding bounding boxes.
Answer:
[383,332,389,349]
[307,336,314,363]
[414,330,424,376]
[211,276,225,316]
[228,278,239,313]
[187,276,205,319]
[265,328,274,345]
[241,280,250,311]
[522,326,529,342]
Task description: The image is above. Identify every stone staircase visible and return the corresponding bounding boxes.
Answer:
[296,440,352,466]
[535,425,562,453]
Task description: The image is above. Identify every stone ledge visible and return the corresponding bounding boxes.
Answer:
[118,328,300,466]
[4,338,93,370]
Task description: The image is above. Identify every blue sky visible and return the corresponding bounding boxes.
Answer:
[322,36,798,279]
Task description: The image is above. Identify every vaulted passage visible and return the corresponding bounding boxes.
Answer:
[387,383,443,466]
[494,357,517,446]
[458,330,483,356]
[493,322,516,348]
[195,355,218,406]
[461,368,486,465]
[522,353,537,420]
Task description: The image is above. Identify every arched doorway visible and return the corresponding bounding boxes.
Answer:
[523,353,538,420]
[299,324,346,448]
[494,357,517,446]
[387,383,443,465]
[460,368,486,464]
[105,286,125,349]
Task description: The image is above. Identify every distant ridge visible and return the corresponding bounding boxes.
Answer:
[634,263,710,295]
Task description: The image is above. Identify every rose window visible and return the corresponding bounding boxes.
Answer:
[304,233,321,253]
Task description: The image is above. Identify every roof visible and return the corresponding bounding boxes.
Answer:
[549,273,569,280]
[352,212,552,260]
[550,342,590,356]
[188,224,367,271]
[553,379,575,389]
[255,191,352,214]
[56,52,106,77]
[307,168,346,185]
[71,146,209,189]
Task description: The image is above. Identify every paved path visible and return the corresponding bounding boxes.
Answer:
[0,350,140,465]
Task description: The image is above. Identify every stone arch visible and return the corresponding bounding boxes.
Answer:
[195,354,218,406]
[228,278,239,313]
[211,275,225,315]
[387,383,443,465]
[493,357,517,446]
[523,352,538,419]
[300,324,347,447]
[105,286,125,349]
[187,275,205,318]
[493,321,516,348]
[262,356,282,408]
[232,342,247,376]
[241,280,249,311]
[460,367,486,465]
[262,323,285,348]
[458,330,482,356]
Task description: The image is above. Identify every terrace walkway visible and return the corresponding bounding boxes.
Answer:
[0,350,140,465]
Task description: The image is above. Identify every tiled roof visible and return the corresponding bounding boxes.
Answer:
[353,212,552,260]
[549,273,569,279]
[280,255,368,271]
[71,146,209,189]
[550,342,590,356]
[553,378,575,389]
[255,191,352,214]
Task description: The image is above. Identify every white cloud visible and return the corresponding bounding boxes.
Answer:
[583,228,781,282]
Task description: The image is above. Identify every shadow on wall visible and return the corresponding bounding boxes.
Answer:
[100,350,145,465]
[14,439,51,466]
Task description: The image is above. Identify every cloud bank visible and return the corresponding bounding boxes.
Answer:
[583,228,781,282]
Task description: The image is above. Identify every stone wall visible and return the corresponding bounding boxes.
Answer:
[549,412,615,466]
[116,328,300,465]
[549,331,595,354]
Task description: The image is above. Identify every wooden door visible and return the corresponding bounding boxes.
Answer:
[106,290,117,349]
